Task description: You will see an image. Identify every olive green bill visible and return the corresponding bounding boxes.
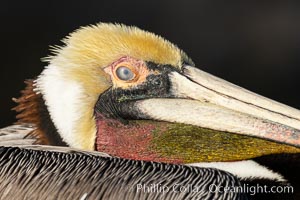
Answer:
[135,65,300,147]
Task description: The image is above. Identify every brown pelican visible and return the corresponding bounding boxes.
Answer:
[0,23,299,199]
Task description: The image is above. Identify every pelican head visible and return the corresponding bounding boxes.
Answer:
[14,23,300,164]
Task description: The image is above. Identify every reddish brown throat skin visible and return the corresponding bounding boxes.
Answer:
[95,113,300,164]
[95,113,184,164]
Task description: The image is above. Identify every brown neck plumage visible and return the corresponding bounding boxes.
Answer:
[12,80,66,146]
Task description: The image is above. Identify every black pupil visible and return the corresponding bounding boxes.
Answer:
[116,66,134,81]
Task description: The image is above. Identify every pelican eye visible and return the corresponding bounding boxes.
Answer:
[115,66,135,81]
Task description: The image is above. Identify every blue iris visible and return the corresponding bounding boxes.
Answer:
[116,66,134,81]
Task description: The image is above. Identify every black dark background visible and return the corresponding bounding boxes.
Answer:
[1,1,300,127]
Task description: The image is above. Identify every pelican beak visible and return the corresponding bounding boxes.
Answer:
[135,65,300,147]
